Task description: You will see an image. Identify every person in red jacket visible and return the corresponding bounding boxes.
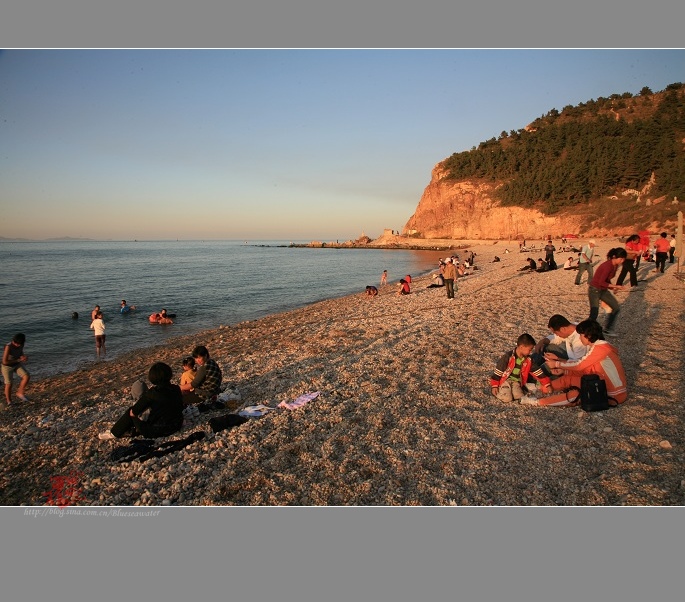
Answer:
[616,234,641,288]
[654,232,671,273]
[588,247,627,336]
[490,333,552,403]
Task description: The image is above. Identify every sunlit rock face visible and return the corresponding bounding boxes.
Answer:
[402,163,582,241]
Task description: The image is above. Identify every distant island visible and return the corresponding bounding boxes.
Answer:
[0,236,98,242]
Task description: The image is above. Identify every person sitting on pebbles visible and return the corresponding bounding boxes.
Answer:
[530,314,589,379]
[519,257,537,271]
[490,332,552,403]
[526,319,628,407]
[180,345,223,406]
[397,278,411,295]
[365,285,378,297]
[98,361,183,440]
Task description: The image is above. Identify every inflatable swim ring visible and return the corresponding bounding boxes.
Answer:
[150,313,173,324]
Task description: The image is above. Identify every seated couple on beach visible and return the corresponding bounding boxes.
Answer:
[179,345,223,406]
[490,320,627,408]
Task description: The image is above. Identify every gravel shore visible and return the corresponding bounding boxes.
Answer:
[2,239,683,506]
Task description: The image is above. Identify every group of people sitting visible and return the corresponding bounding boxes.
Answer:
[518,257,560,272]
[489,314,627,408]
[98,345,223,440]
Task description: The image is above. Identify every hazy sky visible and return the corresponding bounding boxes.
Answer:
[1,49,683,241]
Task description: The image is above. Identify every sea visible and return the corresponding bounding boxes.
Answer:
[0,240,447,379]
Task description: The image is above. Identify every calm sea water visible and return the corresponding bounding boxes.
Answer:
[0,240,445,379]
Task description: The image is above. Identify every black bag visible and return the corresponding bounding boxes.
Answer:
[209,413,249,433]
[579,374,612,412]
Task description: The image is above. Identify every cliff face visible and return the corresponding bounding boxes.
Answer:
[402,164,582,240]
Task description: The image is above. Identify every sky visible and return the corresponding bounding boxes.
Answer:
[1,49,683,242]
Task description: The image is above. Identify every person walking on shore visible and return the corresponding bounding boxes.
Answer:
[442,257,457,299]
[669,234,676,263]
[654,232,670,273]
[2,333,30,408]
[588,247,627,336]
[616,234,640,288]
[89,311,106,359]
[574,240,596,285]
[380,270,387,286]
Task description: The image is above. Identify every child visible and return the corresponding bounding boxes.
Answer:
[179,356,196,394]
[490,333,552,403]
[2,333,30,408]
[89,311,106,359]
[365,285,378,297]
[98,362,184,440]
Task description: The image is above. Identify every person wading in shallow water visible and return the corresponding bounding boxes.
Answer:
[2,333,30,408]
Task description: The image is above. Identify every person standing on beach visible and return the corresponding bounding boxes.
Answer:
[669,234,676,263]
[544,240,557,269]
[574,240,596,285]
[2,333,30,408]
[89,311,106,359]
[588,247,627,336]
[654,232,671,273]
[616,234,640,288]
[182,345,223,405]
[442,257,457,299]
[380,270,387,286]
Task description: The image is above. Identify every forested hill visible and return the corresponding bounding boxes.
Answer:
[442,83,685,214]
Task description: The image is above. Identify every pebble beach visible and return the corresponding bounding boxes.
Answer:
[1,238,684,506]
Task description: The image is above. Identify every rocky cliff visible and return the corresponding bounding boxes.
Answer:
[401,163,679,241]
[401,164,582,240]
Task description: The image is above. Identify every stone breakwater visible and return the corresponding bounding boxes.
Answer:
[1,239,684,506]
